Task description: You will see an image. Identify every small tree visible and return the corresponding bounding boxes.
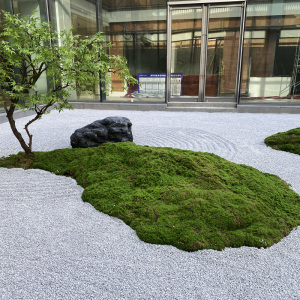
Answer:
[0,11,137,154]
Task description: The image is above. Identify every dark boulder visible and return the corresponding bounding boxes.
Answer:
[70,116,133,148]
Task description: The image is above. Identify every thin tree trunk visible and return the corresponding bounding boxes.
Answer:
[24,113,42,152]
[4,102,32,154]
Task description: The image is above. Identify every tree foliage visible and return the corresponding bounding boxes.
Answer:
[0,11,137,154]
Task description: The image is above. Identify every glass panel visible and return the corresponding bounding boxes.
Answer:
[206,6,241,99]
[49,0,99,101]
[171,8,202,98]
[13,0,40,15]
[12,0,49,95]
[241,0,300,105]
[70,0,98,100]
[71,0,97,37]
[12,0,47,21]
[101,0,167,102]
[0,0,5,44]
[0,0,10,113]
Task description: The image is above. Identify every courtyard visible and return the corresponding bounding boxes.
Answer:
[0,110,299,299]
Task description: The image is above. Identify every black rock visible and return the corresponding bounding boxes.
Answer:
[70,116,133,148]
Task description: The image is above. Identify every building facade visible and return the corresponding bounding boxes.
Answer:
[1,0,300,107]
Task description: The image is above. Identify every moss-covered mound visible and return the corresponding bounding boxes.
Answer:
[1,142,300,251]
[265,127,300,155]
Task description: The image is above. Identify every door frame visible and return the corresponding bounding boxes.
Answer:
[166,0,247,103]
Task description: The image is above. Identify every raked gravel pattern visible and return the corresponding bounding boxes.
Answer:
[0,109,300,299]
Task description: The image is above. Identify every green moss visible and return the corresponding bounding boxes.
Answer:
[265,127,300,155]
[1,142,300,251]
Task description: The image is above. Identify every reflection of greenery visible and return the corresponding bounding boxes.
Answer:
[0,11,137,154]
[1,142,300,252]
[265,128,300,156]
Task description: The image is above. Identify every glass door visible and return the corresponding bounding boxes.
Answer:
[206,5,242,101]
[170,7,202,101]
[166,1,246,103]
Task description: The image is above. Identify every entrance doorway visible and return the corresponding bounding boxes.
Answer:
[166,1,247,103]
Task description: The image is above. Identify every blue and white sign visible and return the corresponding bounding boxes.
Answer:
[138,73,183,97]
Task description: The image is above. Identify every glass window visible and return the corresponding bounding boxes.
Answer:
[241,0,300,104]
[11,0,49,95]
[171,8,202,98]
[101,0,167,102]
[0,1,13,112]
[13,0,46,19]
[206,5,242,99]
[49,0,99,101]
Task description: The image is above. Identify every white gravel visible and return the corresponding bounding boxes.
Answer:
[0,109,300,299]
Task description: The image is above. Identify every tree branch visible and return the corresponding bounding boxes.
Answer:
[52,82,70,93]
[24,102,53,151]
[30,62,48,86]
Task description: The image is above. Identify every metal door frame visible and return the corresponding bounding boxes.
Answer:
[166,0,247,103]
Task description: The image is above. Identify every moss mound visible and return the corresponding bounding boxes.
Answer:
[265,127,300,155]
[1,142,300,251]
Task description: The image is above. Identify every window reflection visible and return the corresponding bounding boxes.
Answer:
[2,0,300,105]
[71,0,97,37]
[101,0,167,102]
[241,0,300,104]
[0,0,7,112]
[49,0,99,101]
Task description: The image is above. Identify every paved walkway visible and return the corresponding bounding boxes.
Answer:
[0,110,300,299]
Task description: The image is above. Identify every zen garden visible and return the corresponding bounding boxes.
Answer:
[1,11,300,252]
